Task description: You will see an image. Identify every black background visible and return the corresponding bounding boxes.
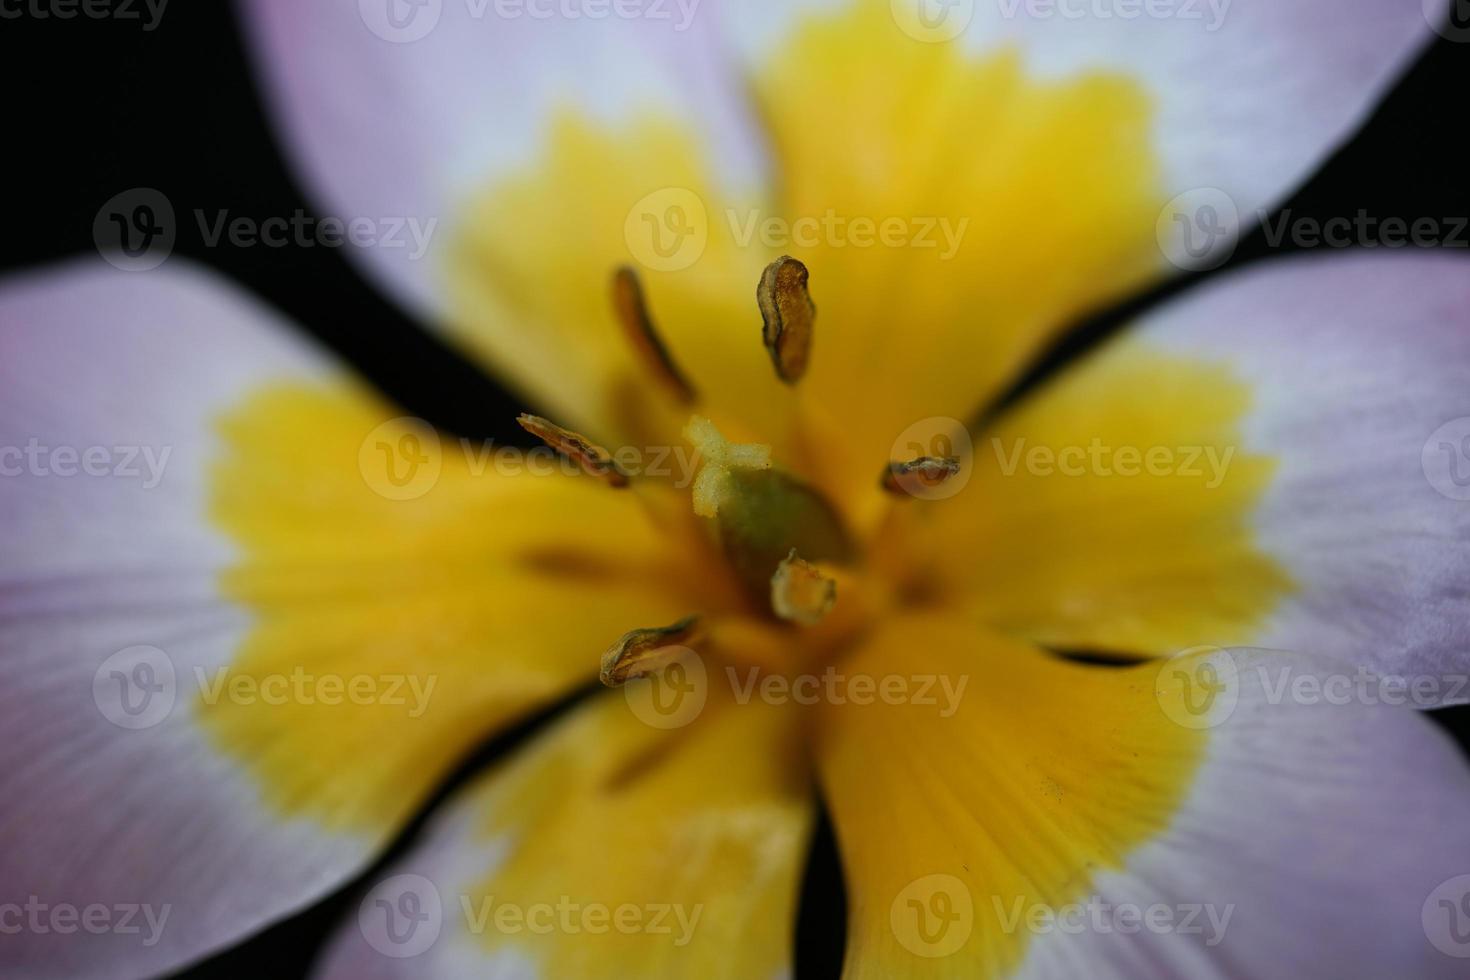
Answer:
[2,3,1468,977]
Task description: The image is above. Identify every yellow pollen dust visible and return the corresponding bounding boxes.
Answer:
[683,416,772,518]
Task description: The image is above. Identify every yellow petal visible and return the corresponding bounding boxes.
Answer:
[202,380,707,836]
[328,689,813,977]
[905,340,1290,657]
[814,613,1203,978]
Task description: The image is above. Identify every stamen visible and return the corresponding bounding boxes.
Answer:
[882,456,961,496]
[611,266,697,404]
[517,414,629,487]
[599,615,702,686]
[757,256,816,384]
[771,549,837,626]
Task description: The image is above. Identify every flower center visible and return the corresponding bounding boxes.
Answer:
[517,258,961,684]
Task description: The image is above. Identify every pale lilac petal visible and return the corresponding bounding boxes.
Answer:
[0,260,363,979]
[1012,647,1470,979]
[239,0,770,319]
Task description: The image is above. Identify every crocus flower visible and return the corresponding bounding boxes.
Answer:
[4,1,1469,977]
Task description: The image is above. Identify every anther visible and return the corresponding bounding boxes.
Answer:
[882,456,961,496]
[758,256,815,384]
[599,615,702,686]
[517,414,628,487]
[611,266,697,405]
[770,549,837,626]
